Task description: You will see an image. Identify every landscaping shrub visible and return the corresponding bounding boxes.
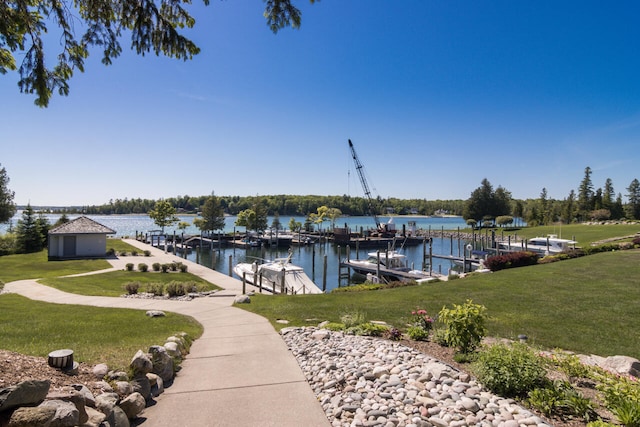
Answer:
[144,250,151,257]
[527,380,597,422]
[406,325,430,341]
[119,251,128,256]
[385,327,402,341]
[131,250,138,256]
[340,312,365,328]
[137,263,148,272]
[146,283,165,296]
[152,262,161,272]
[472,342,547,397]
[124,281,140,295]
[596,372,640,427]
[161,264,170,273]
[484,251,539,271]
[348,322,389,337]
[438,299,487,353]
[125,263,134,271]
[179,263,188,273]
[633,236,640,247]
[322,322,346,331]
[106,247,115,256]
[170,262,178,271]
[166,281,186,297]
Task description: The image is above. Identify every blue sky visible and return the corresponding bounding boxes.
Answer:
[2,0,639,206]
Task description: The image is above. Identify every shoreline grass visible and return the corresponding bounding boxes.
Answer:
[239,249,640,359]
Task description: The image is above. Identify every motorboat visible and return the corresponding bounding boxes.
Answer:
[234,253,323,295]
[342,250,436,283]
[497,234,578,256]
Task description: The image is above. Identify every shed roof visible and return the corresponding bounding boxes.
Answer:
[48,216,116,235]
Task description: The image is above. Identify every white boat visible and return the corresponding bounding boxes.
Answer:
[343,250,435,283]
[234,254,323,295]
[498,234,578,256]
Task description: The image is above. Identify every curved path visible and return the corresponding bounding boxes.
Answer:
[4,239,329,427]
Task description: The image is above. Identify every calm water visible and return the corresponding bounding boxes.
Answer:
[1,212,471,291]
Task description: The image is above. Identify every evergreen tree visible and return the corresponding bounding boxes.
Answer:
[577,166,594,220]
[35,212,50,249]
[15,204,44,253]
[625,179,640,220]
[463,179,511,227]
[271,212,282,230]
[612,193,625,220]
[0,164,16,223]
[603,178,615,211]
[194,196,225,233]
[562,190,576,224]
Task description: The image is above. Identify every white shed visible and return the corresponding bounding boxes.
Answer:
[48,216,116,260]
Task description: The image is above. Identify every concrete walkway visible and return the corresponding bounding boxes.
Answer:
[4,239,330,427]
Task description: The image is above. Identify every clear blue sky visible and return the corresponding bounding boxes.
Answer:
[2,0,639,206]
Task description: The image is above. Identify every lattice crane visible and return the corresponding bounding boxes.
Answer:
[348,139,384,232]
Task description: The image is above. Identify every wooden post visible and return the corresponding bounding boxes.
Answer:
[259,271,263,293]
[228,255,233,277]
[355,238,359,259]
[312,244,316,275]
[196,245,200,264]
[429,239,433,275]
[280,268,285,294]
[242,272,246,294]
[376,249,381,280]
[173,231,176,255]
[211,250,216,270]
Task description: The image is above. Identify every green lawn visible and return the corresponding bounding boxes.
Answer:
[40,270,220,297]
[0,293,203,370]
[239,249,640,359]
[0,251,111,283]
[491,223,639,246]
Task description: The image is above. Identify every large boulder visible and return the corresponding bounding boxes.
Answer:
[129,376,151,403]
[6,406,56,426]
[46,389,88,425]
[0,380,50,412]
[106,405,130,427]
[38,399,79,426]
[601,355,640,377]
[148,346,174,384]
[95,392,119,418]
[84,406,107,427]
[130,350,152,375]
[119,392,146,419]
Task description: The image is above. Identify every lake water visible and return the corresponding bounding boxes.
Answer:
[1,212,471,291]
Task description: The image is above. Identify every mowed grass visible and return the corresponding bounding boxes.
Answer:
[0,293,203,370]
[0,251,111,283]
[105,238,144,254]
[239,249,640,359]
[493,223,639,246]
[40,270,220,297]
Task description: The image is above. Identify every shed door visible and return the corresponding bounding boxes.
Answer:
[63,236,77,257]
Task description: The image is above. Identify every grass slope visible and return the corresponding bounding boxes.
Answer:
[240,250,640,359]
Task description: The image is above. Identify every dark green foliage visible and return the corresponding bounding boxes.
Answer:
[152,262,161,271]
[527,380,597,422]
[347,322,389,337]
[0,165,16,223]
[138,263,148,272]
[15,205,48,254]
[473,343,547,397]
[385,327,402,341]
[438,300,487,354]
[161,264,169,273]
[144,250,151,257]
[179,263,188,273]
[125,263,134,271]
[124,281,140,294]
[484,251,539,271]
[146,283,165,296]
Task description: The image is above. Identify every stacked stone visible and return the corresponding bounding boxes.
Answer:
[0,332,190,427]
[281,327,552,427]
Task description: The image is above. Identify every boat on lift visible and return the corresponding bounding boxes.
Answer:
[342,249,436,284]
[497,234,578,256]
[234,252,323,294]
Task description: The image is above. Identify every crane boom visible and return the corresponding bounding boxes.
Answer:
[348,139,381,230]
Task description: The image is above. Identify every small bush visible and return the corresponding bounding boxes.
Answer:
[144,250,151,257]
[170,262,178,271]
[179,263,188,273]
[166,281,186,297]
[340,312,365,328]
[137,263,148,272]
[106,247,115,256]
[152,262,161,272]
[125,263,134,271]
[131,250,138,256]
[349,322,389,337]
[406,325,430,341]
[432,327,449,346]
[473,342,547,397]
[124,281,140,295]
[322,322,346,331]
[161,264,170,273]
[597,372,640,427]
[385,327,402,341]
[119,251,128,256]
[146,283,165,296]
[527,380,597,422]
[438,299,487,354]
[485,251,538,271]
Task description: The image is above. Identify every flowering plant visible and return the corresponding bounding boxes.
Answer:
[410,308,434,331]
